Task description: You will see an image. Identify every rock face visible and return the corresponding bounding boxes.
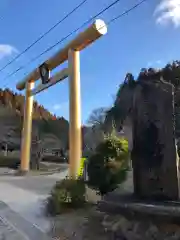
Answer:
[132,79,179,200]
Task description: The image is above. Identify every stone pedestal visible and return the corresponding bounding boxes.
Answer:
[131,80,180,200]
[98,194,180,240]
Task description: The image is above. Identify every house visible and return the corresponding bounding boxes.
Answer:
[40,133,64,156]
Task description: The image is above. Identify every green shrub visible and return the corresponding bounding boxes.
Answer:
[46,177,86,216]
[87,134,129,196]
[97,134,129,165]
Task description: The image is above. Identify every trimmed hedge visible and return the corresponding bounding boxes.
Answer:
[0,155,68,170]
[0,156,20,169]
[42,155,68,163]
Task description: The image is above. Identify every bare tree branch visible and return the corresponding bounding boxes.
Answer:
[87,107,107,127]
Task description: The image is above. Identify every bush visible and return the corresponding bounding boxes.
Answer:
[87,134,129,196]
[46,177,86,216]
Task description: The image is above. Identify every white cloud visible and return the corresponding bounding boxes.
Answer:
[0,44,18,60]
[52,101,68,111]
[154,0,180,27]
[156,59,162,64]
[147,60,163,68]
[53,104,61,110]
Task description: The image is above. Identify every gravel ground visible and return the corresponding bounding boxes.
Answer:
[49,171,133,240]
[50,206,110,240]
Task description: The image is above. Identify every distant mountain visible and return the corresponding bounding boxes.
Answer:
[0,88,56,119]
[0,88,69,150]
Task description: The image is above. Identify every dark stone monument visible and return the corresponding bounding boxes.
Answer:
[99,71,180,233]
[104,71,180,201]
[131,76,180,200]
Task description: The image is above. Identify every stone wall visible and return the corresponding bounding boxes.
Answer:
[102,213,180,240]
[50,205,180,240]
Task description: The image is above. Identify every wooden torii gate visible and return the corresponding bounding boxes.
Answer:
[16,19,107,178]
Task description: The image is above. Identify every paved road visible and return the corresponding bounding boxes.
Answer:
[0,166,69,239]
[0,167,133,239]
[1,174,63,195]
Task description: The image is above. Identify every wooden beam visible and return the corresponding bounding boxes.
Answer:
[16,19,107,91]
[30,68,68,96]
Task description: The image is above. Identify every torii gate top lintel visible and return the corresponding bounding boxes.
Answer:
[16,19,107,91]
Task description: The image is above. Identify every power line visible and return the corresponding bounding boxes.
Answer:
[2,0,122,83]
[23,0,123,64]
[1,0,123,84]
[2,0,148,87]
[0,0,89,74]
[107,0,148,25]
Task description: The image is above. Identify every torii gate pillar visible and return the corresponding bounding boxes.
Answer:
[68,49,81,178]
[20,81,34,173]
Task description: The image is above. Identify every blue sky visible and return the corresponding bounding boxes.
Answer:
[0,0,180,124]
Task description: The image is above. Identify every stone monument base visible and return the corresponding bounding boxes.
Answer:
[98,193,180,239]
